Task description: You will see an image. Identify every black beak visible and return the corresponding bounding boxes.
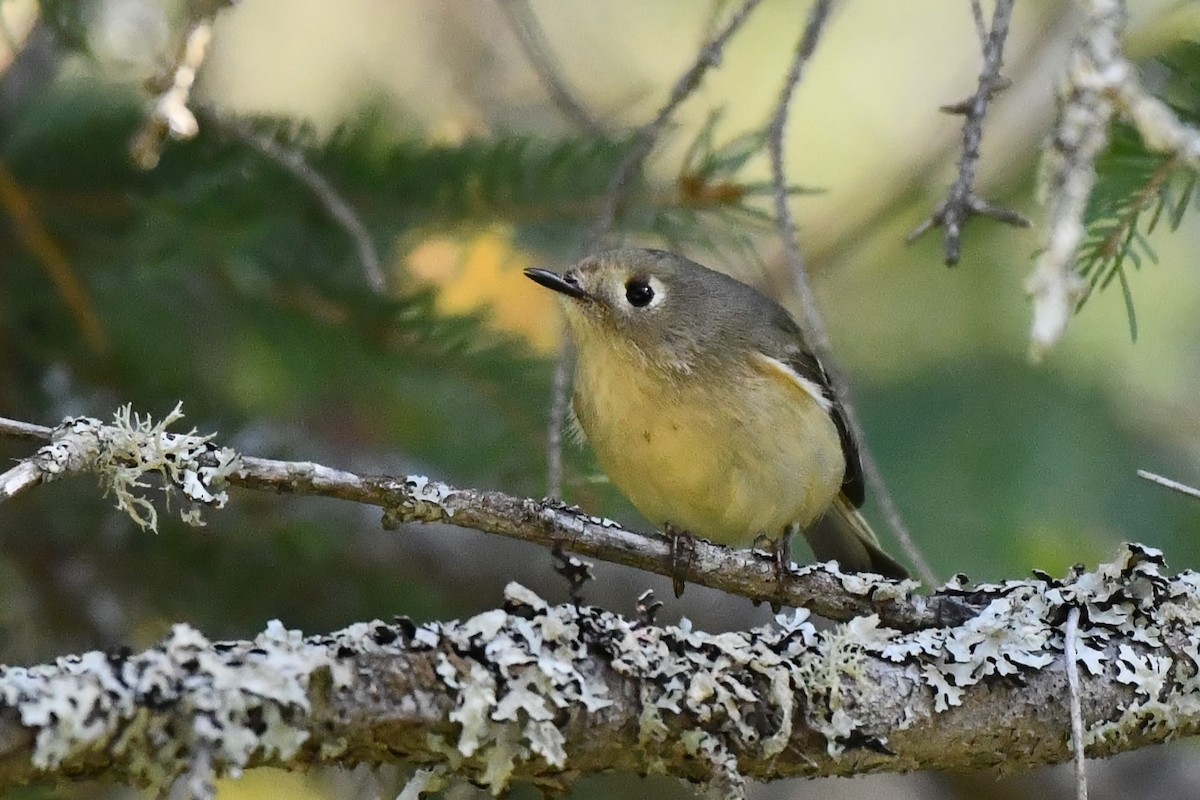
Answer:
[523,268,590,300]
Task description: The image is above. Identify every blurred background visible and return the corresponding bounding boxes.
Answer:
[1,0,1200,797]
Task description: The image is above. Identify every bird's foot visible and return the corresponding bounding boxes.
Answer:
[753,528,795,612]
[664,521,696,598]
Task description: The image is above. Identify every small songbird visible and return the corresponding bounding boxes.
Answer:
[524,248,907,580]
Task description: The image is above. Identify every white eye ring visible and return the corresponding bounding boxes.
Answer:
[623,275,667,309]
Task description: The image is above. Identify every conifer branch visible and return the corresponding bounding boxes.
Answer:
[1028,0,1200,359]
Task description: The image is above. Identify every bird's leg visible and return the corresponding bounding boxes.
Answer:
[753,525,797,608]
[774,524,796,586]
[663,521,696,598]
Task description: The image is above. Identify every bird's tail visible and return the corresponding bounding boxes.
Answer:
[802,495,908,579]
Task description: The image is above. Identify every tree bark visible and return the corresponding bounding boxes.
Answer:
[0,544,1196,798]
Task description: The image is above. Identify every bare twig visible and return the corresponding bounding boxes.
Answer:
[766,0,833,327]
[495,0,603,134]
[766,1,937,586]
[0,417,52,442]
[968,0,989,47]
[221,118,388,293]
[582,0,764,252]
[544,0,766,498]
[1136,469,1200,501]
[0,412,973,630]
[1065,605,1090,800]
[545,343,573,499]
[857,450,935,584]
[907,0,1029,266]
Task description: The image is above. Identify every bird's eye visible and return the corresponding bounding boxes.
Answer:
[625,278,655,308]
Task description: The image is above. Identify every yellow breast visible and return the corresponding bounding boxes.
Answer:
[571,343,844,544]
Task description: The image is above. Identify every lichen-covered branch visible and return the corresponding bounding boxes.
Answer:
[1027,0,1200,359]
[0,411,961,631]
[0,405,236,530]
[0,545,1198,798]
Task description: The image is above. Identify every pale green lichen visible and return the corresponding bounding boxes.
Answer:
[0,619,355,794]
[867,544,1200,754]
[5,544,1196,796]
[35,403,240,531]
[403,475,459,520]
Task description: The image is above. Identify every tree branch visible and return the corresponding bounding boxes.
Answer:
[0,544,1196,798]
[907,0,1029,265]
[217,115,388,294]
[1138,469,1200,501]
[0,411,967,632]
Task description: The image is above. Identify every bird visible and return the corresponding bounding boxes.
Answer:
[524,248,908,583]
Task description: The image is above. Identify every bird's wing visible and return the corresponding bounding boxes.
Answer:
[781,346,866,508]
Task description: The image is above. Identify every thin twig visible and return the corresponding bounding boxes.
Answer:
[546,342,573,499]
[1137,469,1200,501]
[857,450,935,584]
[495,0,603,134]
[907,0,1029,266]
[0,412,970,630]
[766,1,937,586]
[1065,605,1089,800]
[544,0,766,498]
[968,0,988,47]
[0,160,109,355]
[221,118,388,293]
[766,0,833,330]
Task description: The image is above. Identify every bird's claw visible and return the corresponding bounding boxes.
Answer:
[664,522,696,598]
[758,527,795,612]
